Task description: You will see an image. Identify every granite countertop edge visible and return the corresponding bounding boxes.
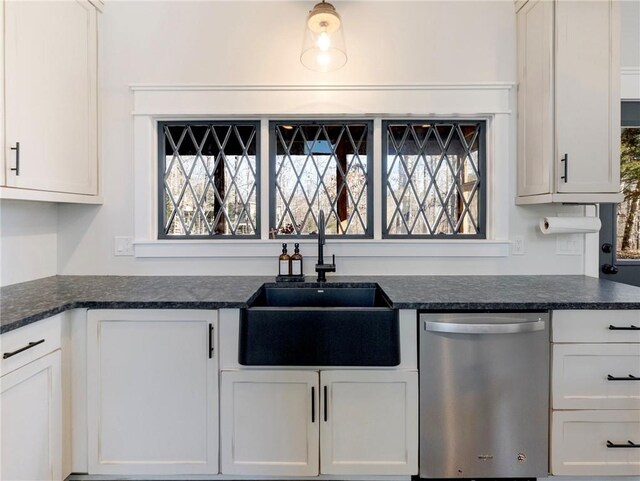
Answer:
[2,275,640,335]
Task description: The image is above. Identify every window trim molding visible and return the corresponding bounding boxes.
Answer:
[131,83,514,259]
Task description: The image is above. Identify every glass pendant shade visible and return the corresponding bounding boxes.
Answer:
[300,1,347,72]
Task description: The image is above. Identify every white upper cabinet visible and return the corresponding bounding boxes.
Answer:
[516,0,622,204]
[2,0,100,202]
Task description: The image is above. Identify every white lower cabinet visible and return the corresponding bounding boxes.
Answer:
[86,309,219,475]
[321,370,418,475]
[220,370,319,476]
[551,410,640,476]
[220,369,418,477]
[551,310,640,476]
[1,350,62,481]
[0,314,63,481]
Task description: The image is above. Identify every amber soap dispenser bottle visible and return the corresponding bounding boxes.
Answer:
[291,243,303,276]
[278,243,290,276]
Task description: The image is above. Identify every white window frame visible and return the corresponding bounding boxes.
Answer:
[131,84,513,259]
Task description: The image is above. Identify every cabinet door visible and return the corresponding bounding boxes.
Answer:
[4,0,98,194]
[220,370,319,476]
[551,410,640,476]
[553,343,640,410]
[320,370,418,475]
[87,310,218,475]
[517,0,554,196]
[1,350,62,481]
[555,0,620,193]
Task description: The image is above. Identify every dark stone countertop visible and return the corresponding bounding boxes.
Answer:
[1,275,640,334]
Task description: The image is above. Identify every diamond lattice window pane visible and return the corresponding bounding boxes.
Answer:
[383,121,484,237]
[272,121,372,237]
[159,122,259,238]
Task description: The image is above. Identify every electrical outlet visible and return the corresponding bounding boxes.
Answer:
[512,235,525,255]
[114,236,134,256]
[556,234,582,255]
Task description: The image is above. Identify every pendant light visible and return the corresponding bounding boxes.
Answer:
[300,1,347,72]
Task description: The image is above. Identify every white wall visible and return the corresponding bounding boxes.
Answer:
[0,200,58,286]
[55,0,586,277]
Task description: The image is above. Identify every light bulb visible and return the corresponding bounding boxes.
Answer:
[317,52,331,66]
[317,31,331,52]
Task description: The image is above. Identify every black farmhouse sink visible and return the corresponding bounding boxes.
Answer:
[249,285,393,308]
[240,284,399,366]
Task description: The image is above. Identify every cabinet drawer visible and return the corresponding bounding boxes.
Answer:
[553,310,640,343]
[553,344,640,409]
[1,315,61,376]
[551,410,640,476]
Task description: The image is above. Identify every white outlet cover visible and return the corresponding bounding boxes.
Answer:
[512,235,525,255]
[114,236,134,256]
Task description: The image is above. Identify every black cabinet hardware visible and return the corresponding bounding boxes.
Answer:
[3,339,44,359]
[609,324,639,331]
[601,243,613,253]
[607,440,640,448]
[602,264,619,275]
[607,374,640,381]
[323,385,328,422]
[208,324,214,359]
[311,387,315,423]
[10,142,20,175]
[560,153,568,183]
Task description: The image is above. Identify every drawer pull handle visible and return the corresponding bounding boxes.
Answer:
[10,142,20,176]
[608,324,639,331]
[3,339,45,359]
[608,374,640,381]
[560,153,568,182]
[607,440,640,448]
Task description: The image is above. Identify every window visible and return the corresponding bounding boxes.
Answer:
[599,100,640,287]
[617,103,640,260]
[158,121,259,238]
[382,120,485,238]
[157,118,488,241]
[270,121,372,238]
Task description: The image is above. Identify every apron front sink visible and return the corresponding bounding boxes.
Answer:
[240,284,399,366]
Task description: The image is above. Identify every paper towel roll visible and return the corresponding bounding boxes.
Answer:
[540,216,602,234]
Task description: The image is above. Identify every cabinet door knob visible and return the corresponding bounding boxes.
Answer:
[10,142,20,176]
[602,264,619,275]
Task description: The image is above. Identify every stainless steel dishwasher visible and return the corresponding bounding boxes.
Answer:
[419,312,549,479]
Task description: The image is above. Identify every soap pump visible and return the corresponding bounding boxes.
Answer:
[278,243,290,276]
[291,243,303,276]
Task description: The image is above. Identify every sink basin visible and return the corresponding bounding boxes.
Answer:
[248,285,392,308]
[240,284,399,367]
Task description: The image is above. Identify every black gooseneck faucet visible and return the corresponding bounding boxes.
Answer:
[315,210,336,282]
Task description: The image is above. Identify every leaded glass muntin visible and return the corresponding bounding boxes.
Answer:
[269,120,374,239]
[382,120,486,239]
[158,120,260,239]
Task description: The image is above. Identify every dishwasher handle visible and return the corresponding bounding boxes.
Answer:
[424,319,545,335]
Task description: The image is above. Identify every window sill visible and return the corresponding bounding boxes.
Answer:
[133,239,511,258]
